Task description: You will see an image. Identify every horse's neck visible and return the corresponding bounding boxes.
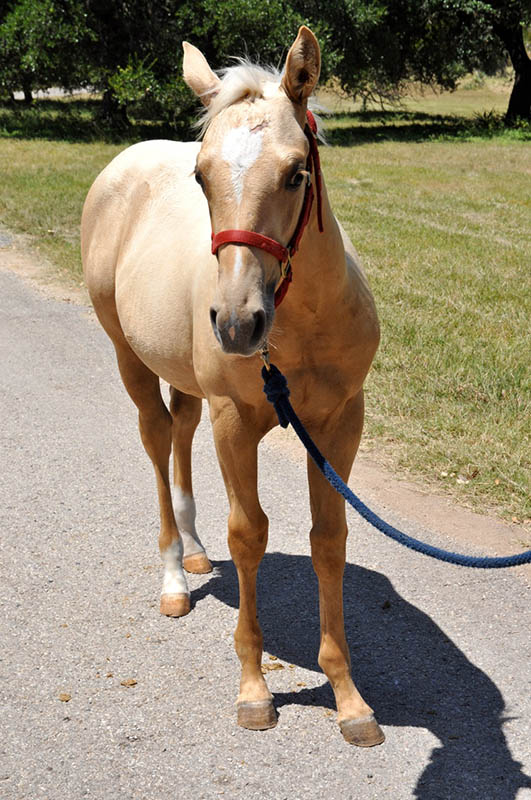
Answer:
[288,180,348,312]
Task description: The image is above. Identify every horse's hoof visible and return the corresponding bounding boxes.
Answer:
[183,552,212,574]
[237,699,277,731]
[160,593,191,617]
[339,715,385,747]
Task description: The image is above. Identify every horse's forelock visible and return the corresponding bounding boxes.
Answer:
[193,58,325,144]
[194,60,282,138]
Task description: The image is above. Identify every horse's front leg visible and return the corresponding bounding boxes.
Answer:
[210,397,277,731]
[307,391,385,747]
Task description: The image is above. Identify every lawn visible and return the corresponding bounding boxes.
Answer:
[0,80,529,524]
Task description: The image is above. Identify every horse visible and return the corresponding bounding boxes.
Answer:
[81,26,383,747]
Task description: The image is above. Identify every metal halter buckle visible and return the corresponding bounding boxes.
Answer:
[280,256,291,281]
[260,343,271,370]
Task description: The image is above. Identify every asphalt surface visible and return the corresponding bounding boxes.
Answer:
[1,267,530,800]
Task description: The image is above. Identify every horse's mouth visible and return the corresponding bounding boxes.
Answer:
[211,309,272,357]
[210,287,275,357]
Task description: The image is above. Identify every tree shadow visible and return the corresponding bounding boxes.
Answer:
[3,100,527,145]
[192,553,530,800]
[0,98,181,143]
[322,109,529,145]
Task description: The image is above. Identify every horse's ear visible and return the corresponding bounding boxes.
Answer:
[182,41,221,107]
[281,26,321,104]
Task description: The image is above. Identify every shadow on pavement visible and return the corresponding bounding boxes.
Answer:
[192,553,531,800]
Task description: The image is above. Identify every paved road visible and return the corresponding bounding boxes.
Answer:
[1,268,530,800]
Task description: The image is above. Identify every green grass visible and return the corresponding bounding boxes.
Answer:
[0,138,123,279]
[0,81,529,524]
[323,139,529,522]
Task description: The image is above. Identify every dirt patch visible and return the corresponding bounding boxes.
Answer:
[0,226,90,307]
[264,427,530,583]
[3,225,529,580]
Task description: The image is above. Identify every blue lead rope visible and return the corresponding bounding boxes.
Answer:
[262,363,531,569]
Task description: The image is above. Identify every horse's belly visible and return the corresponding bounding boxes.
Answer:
[115,246,210,398]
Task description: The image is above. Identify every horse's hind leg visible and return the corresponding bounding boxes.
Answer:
[113,341,190,617]
[169,388,212,574]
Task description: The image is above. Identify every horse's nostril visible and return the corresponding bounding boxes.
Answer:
[209,307,218,330]
[250,309,266,346]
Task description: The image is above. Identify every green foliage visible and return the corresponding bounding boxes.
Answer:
[295,0,509,101]
[0,0,529,126]
[107,57,158,107]
[173,0,303,67]
[0,0,92,98]
[106,56,198,134]
[310,1,530,121]
[83,0,308,129]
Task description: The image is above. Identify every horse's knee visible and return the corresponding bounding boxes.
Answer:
[228,508,268,565]
[310,522,348,579]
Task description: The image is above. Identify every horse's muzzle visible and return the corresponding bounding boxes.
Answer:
[210,305,267,356]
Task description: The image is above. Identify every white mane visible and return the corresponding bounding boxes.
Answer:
[195,59,282,137]
[194,58,326,143]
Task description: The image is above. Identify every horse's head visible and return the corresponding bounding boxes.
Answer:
[183,27,321,356]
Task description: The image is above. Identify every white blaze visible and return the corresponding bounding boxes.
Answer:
[221,126,264,207]
[233,248,243,279]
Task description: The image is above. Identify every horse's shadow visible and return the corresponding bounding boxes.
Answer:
[191,553,530,800]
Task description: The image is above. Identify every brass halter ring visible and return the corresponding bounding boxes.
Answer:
[260,343,271,371]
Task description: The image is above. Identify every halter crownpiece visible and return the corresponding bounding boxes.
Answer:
[211,109,324,308]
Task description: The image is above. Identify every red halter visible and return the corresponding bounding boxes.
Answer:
[211,110,324,307]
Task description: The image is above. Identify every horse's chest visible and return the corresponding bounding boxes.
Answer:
[285,362,356,424]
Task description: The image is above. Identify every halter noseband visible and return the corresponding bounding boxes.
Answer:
[210,110,324,308]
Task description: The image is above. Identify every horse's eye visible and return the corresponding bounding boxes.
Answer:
[195,170,204,188]
[286,170,306,191]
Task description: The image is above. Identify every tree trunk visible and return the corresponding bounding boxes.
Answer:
[22,76,32,105]
[493,20,531,124]
[101,87,129,128]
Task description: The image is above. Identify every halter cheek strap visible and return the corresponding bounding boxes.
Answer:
[210,110,324,308]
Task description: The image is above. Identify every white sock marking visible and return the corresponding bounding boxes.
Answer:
[173,487,205,558]
[161,538,189,596]
[221,125,264,207]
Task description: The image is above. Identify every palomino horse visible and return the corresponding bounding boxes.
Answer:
[81,26,383,746]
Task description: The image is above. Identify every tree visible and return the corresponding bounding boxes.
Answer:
[82,0,180,124]
[296,0,530,123]
[488,0,531,121]
[88,0,308,128]
[0,0,92,102]
[1,0,528,126]
[82,0,309,130]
